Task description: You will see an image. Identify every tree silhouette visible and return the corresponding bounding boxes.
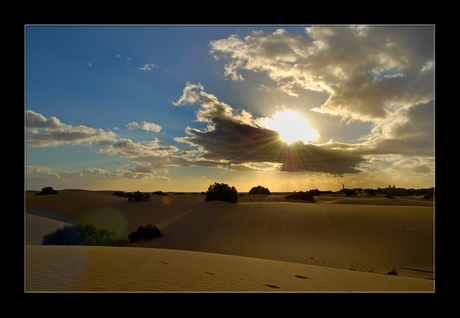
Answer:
[35,186,58,196]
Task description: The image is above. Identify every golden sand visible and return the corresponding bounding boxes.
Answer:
[25,190,435,292]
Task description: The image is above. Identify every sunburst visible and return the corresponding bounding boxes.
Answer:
[264,110,318,146]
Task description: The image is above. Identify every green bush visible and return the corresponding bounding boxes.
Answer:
[128,223,162,243]
[42,223,128,246]
[205,182,238,203]
[248,185,271,195]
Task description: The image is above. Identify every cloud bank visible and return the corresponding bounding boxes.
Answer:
[26,110,117,147]
[210,25,434,122]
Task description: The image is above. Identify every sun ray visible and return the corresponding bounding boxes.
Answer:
[263,110,319,146]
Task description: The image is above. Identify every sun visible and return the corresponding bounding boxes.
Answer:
[264,109,319,146]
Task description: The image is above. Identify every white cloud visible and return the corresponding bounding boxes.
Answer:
[139,63,156,71]
[99,138,178,158]
[25,110,117,147]
[141,122,162,133]
[26,166,60,179]
[210,25,434,123]
[172,82,204,106]
[126,121,162,133]
[126,122,141,130]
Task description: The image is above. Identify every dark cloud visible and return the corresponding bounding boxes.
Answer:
[181,116,364,175]
[171,82,366,174]
[364,138,435,157]
[392,100,434,139]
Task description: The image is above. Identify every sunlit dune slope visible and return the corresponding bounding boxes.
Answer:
[25,190,434,281]
[25,245,434,292]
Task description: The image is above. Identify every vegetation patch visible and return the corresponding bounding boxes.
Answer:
[248,185,271,195]
[112,190,150,202]
[42,223,131,246]
[128,223,162,243]
[345,189,357,196]
[387,269,398,276]
[152,191,169,196]
[285,191,315,202]
[205,182,238,203]
[35,186,58,196]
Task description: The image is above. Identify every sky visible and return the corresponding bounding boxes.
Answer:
[24,24,435,192]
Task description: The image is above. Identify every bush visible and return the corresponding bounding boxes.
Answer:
[423,188,434,199]
[285,191,315,202]
[205,182,238,203]
[126,190,150,202]
[35,186,58,196]
[128,223,162,243]
[248,185,271,195]
[387,269,398,276]
[42,223,127,246]
[345,189,357,196]
[152,191,169,196]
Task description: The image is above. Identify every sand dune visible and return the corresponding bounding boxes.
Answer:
[25,190,435,292]
[140,201,434,280]
[25,245,434,292]
[25,214,72,245]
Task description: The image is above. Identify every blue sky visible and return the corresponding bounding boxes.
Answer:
[25,25,435,192]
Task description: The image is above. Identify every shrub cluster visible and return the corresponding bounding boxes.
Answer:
[127,191,150,202]
[423,188,434,199]
[35,186,58,196]
[345,189,357,196]
[285,191,315,202]
[112,190,150,202]
[152,191,169,196]
[128,223,161,243]
[205,182,238,203]
[42,223,130,246]
[248,185,271,195]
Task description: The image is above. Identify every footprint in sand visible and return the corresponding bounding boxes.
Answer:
[264,284,280,289]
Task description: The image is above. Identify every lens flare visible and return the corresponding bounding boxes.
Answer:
[78,207,127,236]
